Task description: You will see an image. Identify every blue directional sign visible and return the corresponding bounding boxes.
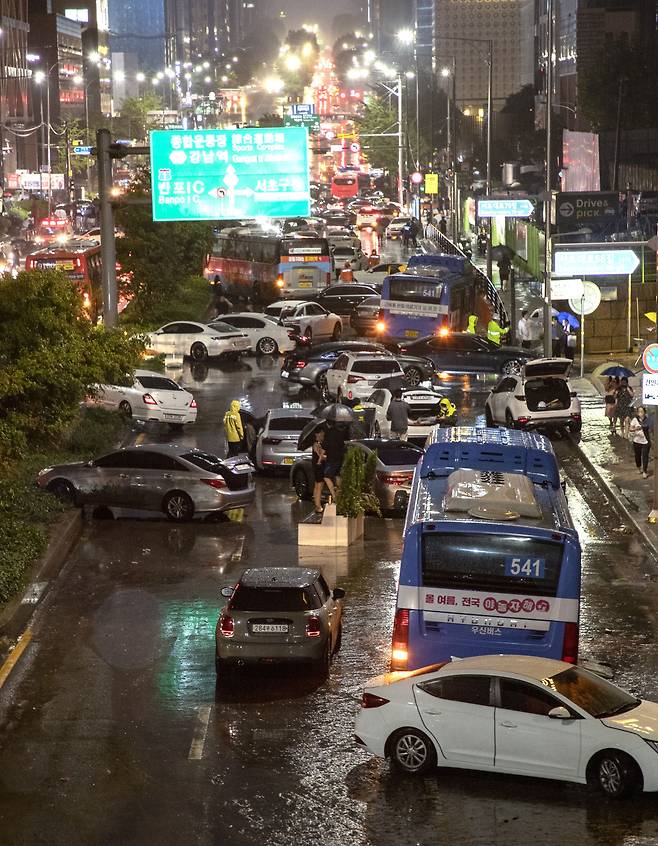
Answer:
[72,145,93,156]
[477,198,534,218]
[291,103,315,116]
[554,249,640,277]
[150,127,311,222]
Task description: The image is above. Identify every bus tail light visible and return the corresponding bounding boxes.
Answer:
[562,622,579,663]
[391,608,409,670]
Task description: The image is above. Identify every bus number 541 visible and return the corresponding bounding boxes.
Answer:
[505,557,545,579]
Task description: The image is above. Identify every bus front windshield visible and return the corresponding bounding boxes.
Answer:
[422,533,563,597]
[389,277,443,304]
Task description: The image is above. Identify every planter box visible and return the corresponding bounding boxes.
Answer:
[298,504,364,547]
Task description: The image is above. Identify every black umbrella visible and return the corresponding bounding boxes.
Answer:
[317,403,356,423]
[372,374,409,392]
[296,414,367,451]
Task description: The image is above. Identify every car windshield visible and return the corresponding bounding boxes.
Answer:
[137,376,182,391]
[231,586,321,611]
[268,416,314,432]
[181,451,225,472]
[544,666,641,718]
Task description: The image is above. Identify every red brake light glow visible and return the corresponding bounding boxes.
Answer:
[201,478,227,489]
[189,398,197,408]
[361,692,390,708]
[305,616,321,637]
[562,622,579,663]
[142,393,158,405]
[391,608,410,670]
[219,614,234,637]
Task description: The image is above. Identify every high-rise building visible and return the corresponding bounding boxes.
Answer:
[164,0,243,67]
[0,0,30,178]
[109,0,166,72]
[435,0,524,113]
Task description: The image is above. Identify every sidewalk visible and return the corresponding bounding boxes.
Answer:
[571,375,658,559]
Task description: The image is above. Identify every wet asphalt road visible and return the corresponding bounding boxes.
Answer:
[3,254,658,843]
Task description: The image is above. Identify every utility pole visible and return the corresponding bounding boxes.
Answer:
[612,77,625,192]
[64,124,74,203]
[397,74,404,208]
[543,0,555,358]
[485,41,493,281]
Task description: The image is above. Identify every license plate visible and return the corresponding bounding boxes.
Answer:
[298,281,312,288]
[405,329,420,338]
[235,464,251,471]
[252,623,288,633]
[281,370,289,378]
[282,457,294,465]
[164,414,182,420]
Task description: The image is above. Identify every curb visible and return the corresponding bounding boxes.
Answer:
[0,508,82,664]
[568,434,658,563]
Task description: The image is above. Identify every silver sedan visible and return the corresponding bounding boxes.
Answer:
[255,408,315,470]
[37,444,255,521]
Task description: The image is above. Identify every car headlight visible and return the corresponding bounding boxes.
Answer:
[644,739,658,754]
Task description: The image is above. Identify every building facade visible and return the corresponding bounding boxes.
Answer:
[0,0,30,179]
[108,0,166,72]
[164,0,243,67]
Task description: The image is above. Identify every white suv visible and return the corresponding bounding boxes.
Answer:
[485,358,582,433]
[325,352,404,402]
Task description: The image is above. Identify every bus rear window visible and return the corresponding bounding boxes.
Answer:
[422,533,563,597]
[282,239,327,256]
[389,279,443,303]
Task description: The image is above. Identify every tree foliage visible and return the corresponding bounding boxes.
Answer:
[355,95,399,174]
[0,270,144,462]
[496,84,544,164]
[579,34,658,132]
[113,93,165,141]
[115,170,214,323]
[258,112,284,127]
[336,446,381,518]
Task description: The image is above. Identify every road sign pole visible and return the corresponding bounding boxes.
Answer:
[97,128,118,328]
[627,273,632,352]
[580,295,585,379]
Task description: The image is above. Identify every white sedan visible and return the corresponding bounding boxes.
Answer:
[356,654,658,798]
[210,313,295,355]
[88,369,197,426]
[146,320,250,361]
[264,300,342,343]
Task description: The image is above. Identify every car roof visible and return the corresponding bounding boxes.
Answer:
[346,351,395,360]
[301,340,388,358]
[436,654,573,679]
[240,567,321,588]
[161,321,207,330]
[114,444,206,456]
[267,407,314,419]
[268,299,306,308]
[134,369,177,378]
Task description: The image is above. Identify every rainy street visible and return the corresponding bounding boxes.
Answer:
[2,355,658,846]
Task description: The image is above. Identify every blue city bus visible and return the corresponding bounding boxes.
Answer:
[391,427,581,670]
[377,253,506,343]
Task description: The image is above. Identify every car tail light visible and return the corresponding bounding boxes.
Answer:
[361,692,390,708]
[263,437,282,445]
[391,608,409,670]
[377,472,413,485]
[189,398,197,408]
[562,622,579,663]
[437,326,450,337]
[276,274,285,288]
[294,360,307,369]
[514,395,526,401]
[375,320,386,333]
[201,478,227,489]
[305,616,321,637]
[570,413,581,420]
[219,614,234,637]
[516,416,530,425]
[142,393,158,405]
[347,374,364,383]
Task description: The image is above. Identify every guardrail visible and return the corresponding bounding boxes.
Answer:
[423,223,509,325]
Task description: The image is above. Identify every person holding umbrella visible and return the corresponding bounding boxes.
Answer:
[323,421,348,498]
[615,377,635,438]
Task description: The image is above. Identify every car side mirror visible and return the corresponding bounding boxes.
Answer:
[220,586,234,598]
[332,587,346,600]
[548,706,572,720]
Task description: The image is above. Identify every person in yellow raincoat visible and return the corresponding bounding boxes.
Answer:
[487,317,510,346]
[223,400,244,457]
[466,314,478,334]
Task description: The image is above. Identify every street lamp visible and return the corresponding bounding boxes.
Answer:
[396,29,414,46]
[33,61,61,216]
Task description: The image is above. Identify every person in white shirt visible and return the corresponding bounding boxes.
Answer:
[517,310,531,349]
[629,406,651,478]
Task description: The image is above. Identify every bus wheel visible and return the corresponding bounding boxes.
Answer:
[404,366,422,387]
[190,342,208,362]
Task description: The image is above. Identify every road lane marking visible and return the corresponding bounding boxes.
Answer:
[21,582,48,605]
[188,704,212,760]
[135,433,146,445]
[0,629,32,690]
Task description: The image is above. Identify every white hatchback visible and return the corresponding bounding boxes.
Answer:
[146,320,250,361]
[89,369,197,426]
[210,313,295,355]
[325,352,404,402]
[356,654,658,797]
[484,358,582,433]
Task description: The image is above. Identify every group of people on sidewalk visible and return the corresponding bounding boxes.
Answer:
[604,376,653,478]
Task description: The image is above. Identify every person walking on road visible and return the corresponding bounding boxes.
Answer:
[311,428,328,514]
[517,310,532,349]
[223,400,244,457]
[629,406,651,478]
[604,376,620,432]
[487,316,510,346]
[551,316,561,357]
[387,389,409,440]
[438,216,447,235]
[615,377,635,438]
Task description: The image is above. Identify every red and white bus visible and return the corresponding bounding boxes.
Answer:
[26,239,103,319]
[330,173,359,200]
[204,227,333,303]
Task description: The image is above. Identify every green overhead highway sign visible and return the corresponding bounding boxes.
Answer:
[284,113,320,132]
[150,127,311,222]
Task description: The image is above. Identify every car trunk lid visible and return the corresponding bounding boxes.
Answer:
[523,357,572,379]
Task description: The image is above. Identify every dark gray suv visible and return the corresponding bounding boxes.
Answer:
[216,568,345,676]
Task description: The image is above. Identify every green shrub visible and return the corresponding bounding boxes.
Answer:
[336,446,381,518]
[120,275,212,328]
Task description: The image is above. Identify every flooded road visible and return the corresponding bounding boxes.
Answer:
[2,355,658,845]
